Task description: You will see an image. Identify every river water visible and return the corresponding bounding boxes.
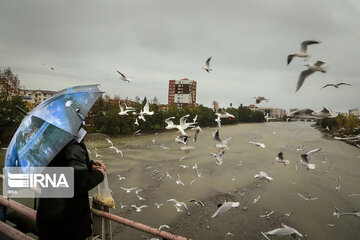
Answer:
[87,121,360,239]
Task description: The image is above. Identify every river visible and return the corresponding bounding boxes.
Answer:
[87,121,360,240]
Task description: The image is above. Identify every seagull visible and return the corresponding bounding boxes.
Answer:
[211,201,240,218]
[94,148,102,158]
[288,109,315,119]
[42,64,59,73]
[203,57,212,72]
[176,174,185,186]
[213,129,232,150]
[210,149,226,165]
[118,101,135,115]
[321,82,352,89]
[252,195,261,204]
[117,70,132,82]
[131,205,148,212]
[262,223,303,239]
[134,118,139,126]
[296,60,327,92]
[300,148,320,170]
[120,187,138,193]
[189,199,205,207]
[190,179,197,185]
[179,136,194,154]
[167,199,188,209]
[105,138,113,146]
[255,171,273,183]
[117,174,126,181]
[253,96,269,104]
[287,40,321,65]
[154,203,163,208]
[119,202,128,209]
[275,152,290,166]
[298,193,318,202]
[133,129,141,135]
[191,126,202,142]
[136,194,146,201]
[213,101,235,127]
[281,212,294,217]
[138,100,154,121]
[158,225,170,231]
[311,107,337,118]
[165,117,177,130]
[173,204,184,212]
[192,163,203,178]
[179,164,189,169]
[334,134,360,141]
[178,114,196,134]
[166,171,174,180]
[178,156,186,161]
[109,146,123,157]
[260,210,275,219]
[249,141,265,148]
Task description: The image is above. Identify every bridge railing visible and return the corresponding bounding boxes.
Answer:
[0,195,190,240]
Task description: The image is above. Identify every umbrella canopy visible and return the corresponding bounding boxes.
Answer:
[5,84,103,172]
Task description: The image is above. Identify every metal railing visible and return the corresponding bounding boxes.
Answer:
[0,195,190,240]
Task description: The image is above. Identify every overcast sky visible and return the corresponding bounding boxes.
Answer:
[1,0,359,112]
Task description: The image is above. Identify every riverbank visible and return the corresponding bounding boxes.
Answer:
[313,123,360,148]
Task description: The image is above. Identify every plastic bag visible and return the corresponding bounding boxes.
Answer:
[93,173,115,208]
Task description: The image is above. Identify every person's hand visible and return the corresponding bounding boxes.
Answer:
[93,165,105,176]
[94,159,106,171]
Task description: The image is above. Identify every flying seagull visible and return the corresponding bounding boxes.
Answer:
[118,101,135,115]
[211,201,240,218]
[117,70,132,82]
[275,152,290,166]
[249,141,266,148]
[300,148,321,170]
[321,82,352,89]
[296,60,327,92]
[287,40,321,65]
[311,107,337,118]
[203,57,213,72]
[42,64,59,73]
[253,96,269,104]
[254,171,273,183]
[262,223,303,239]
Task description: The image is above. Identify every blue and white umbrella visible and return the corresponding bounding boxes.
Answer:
[5,84,103,172]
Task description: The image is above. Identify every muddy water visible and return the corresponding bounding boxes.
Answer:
[87,122,360,240]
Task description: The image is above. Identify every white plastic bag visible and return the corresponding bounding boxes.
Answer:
[93,173,115,208]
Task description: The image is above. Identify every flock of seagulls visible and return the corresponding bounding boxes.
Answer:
[77,48,358,239]
[287,40,352,92]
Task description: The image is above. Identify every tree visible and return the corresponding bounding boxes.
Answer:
[0,67,27,146]
[0,67,22,100]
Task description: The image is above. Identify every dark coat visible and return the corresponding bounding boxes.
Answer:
[36,140,104,240]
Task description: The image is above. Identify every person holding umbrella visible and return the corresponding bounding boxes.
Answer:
[4,85,107,239]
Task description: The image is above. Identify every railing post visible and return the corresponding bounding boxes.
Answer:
[92,201,112,240]
[0,205,7,222]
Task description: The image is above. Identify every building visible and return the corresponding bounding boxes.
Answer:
[247,105,287,119]
[168,78,197,108]
[21,89,56,105]
[349,108,360,117]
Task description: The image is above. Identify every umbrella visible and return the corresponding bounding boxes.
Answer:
[5,84,103,172]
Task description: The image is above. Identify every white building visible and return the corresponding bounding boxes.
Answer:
[21,89,56,105]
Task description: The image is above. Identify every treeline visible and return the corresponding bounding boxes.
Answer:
[87,97,265,136]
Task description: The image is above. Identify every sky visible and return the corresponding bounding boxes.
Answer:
[1,0,359,112]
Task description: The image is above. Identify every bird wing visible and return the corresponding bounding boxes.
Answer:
[321,84,334,89]
[301,154,309,163]
[296,69,314,92]
[119,101,124,112]
[338,82,352,87]
[307,148,321,155]
[179,114,190,128]
[206,57,212,67]
[213,130,222,144]
[287,54,295,65]
[300,40,320,53]
[143,101,150,112]
[314,60,326,67]
[117,70,126,78]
